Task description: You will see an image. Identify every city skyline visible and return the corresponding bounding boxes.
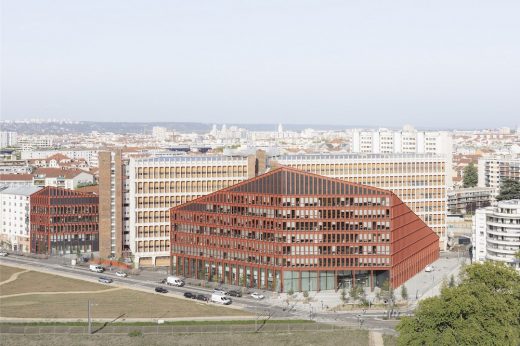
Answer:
[2,0,520,127]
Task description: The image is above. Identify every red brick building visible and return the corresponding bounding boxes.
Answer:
[30,187,99,255]
[170,167,439,292]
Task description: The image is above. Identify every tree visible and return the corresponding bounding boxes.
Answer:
[349,286,359,301]
[340,287,348,304]
[448,274,456,288]
[397,262,520,346]
[463,163,478,188]
[496,178,520,201]
[401,284,409,301]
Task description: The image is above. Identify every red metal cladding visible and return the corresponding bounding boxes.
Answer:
[30,186,99,255]
[170,167,439,292]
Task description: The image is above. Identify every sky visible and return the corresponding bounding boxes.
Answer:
[1,0,519,128]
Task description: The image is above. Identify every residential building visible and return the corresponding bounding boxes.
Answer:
[0,174,34,188]
[21,149,100,167]
[478,156,520,190]
[0,186,42,252]
[30,187,99,255]
[17,137,53,149]
[447,187,495,214]
[473,200,520,270]
[170,167,439,291]
[32,168,95,189]
[272,153,449,249]
[0,131,18,148]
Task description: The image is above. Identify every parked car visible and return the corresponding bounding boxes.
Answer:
[98,276,113,284]
[196,294,209,302]
[0,251,8,257]
[115,271,128,277]
[155,287,168,293]
[425,265,433,272]
[183,292,196,299]
[251,292,265,300]
[89,264,104,273]
[211,293,232,305]
[226,290,242,297]
[213,289,227,296]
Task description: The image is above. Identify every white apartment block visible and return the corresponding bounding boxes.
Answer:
[17,137,54,149]
[127,154,256,267]
[21,149,100,167]
[351,127,453,156]
[273,153,449,249]
[473,200,520,271]
[478,156,520,190]
[0,131,18,148]
[0,186,42,252]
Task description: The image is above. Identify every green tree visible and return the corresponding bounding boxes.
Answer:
[462,163,478,188]
[448,274,456,288]
[397,262,520,346]
[496,178,520,201]
[400,284,409,301]
[340,287,348,304]
[349,286,359,301]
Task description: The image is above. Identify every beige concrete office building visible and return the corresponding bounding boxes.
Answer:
[127,154,258,267]
[272,153,448,249]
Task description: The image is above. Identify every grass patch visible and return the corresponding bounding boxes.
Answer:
[0,329,369,346]
[0,265,25,282]
[0,270,109,296]
[0,319,313,327]
[383,334,398,346]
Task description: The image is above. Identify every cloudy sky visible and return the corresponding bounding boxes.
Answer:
[1,0,519,128]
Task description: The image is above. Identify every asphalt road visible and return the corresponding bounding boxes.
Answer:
[0,254,400,333]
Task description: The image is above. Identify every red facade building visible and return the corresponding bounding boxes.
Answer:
[170,167,438,292]
[30,187,99,255]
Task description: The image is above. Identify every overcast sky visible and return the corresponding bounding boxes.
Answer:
[1,0,519,128]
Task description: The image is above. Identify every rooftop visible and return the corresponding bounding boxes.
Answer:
[0,186,43,196]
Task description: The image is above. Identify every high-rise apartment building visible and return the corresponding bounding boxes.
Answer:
[30,187,99,255]
[98,150,130,259]
[472,200,520,271]
[478,156,520,190]
[272,154,448,249]
[0,131,18,148]
[170,167,439,291]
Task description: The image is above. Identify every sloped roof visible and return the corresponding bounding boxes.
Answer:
[33,168,92,179]
[0,174,33,181]
[46,153,71,162]
[172,166,392,212]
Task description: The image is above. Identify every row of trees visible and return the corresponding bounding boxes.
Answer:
[397,262,520,345]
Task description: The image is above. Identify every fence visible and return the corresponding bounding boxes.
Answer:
[0,322,347,335]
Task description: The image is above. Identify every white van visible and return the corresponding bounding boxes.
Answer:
[89,264,104,273]
[166,276,185,287]
[211,293,232,305]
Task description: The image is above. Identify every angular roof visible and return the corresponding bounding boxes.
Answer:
[33,168,92,179]
[0,186,42,196]
[172,166,392,212]
[0,174,33,181]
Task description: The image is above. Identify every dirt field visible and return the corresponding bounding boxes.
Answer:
[0,265,24,281]
[0,329,371,346]
[0,265,249,319]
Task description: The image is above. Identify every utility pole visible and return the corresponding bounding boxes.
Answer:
[87,300,92,334]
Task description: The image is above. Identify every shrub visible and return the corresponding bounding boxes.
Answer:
[128,330,143,337]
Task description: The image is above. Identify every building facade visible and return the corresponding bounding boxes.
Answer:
[447,187,495,215]
[272,153,449,249]
[478,156,520,190]
[0,186,42,252]
[170,167,439,292]
[127,154,258,267]
[0,131,18,148]
[473,200,520,271]
[30,187,99,255]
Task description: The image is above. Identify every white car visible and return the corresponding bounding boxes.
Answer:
[425,265,433,272]
[251,292,265,300]
[0,251,8,257]
[115,271,128,277]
